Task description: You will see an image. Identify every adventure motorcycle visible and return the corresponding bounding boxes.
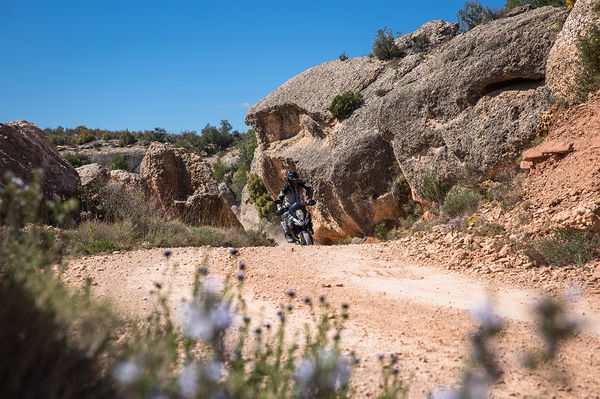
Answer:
[274,199,316,245]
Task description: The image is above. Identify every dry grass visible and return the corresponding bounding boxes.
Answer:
[72,183,273,255]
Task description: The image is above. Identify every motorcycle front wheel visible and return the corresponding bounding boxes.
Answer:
[301,231,314,245]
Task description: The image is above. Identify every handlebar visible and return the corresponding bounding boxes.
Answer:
[274,199,317,216]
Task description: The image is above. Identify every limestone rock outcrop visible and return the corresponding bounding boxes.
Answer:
[546,0,600,104]
[77,163,109,191]
[77,163,149,195]
[109,169,149,193]
[142,143,241,228]
[246,7,568,243]
[394,20,459,54]
[61,144,146,173]
[380,7,568,196]
[0,120,79,200]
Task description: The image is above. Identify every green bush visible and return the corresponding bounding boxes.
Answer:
[212,159,229,182]
[74,131,96,145]
[118,131,135,147]
[173,121,238,156]
[339,52,348,61]
[411,35,430,53]
[247,173,275,220]
[329,91,363,120]
[139,127,170,146]
[372,27,404,60]
[374,223,387,240]
[457,1,501,32]
[237,132,257,168]
[50,135,69,146]
[442,186,483,218]
[199,120,236,155]
[107,155,128,171]
[64,153,90,168]
[419,170,450,204]
[521,229,598,267]
[230,167,249,201]
[576,25,600,102]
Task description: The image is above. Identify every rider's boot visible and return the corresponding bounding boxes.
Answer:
[281,221,293,243]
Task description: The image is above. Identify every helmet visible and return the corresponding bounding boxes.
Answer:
[286,171,299,184]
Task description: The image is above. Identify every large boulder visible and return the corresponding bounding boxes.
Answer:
[77,163,149,195]
[380,7,568,197]
[546,0,600,104]
[246,7,568,243]
[0,121,79,200]
[142,143,242,228]
[77,163,110,192]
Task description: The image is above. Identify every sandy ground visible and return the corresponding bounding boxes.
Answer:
[64,243,600,398]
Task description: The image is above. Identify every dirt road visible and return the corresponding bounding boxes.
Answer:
[64,243,600,398]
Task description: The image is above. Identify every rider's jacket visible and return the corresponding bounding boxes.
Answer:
[277,181,314,208]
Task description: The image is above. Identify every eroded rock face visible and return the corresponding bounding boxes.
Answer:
[380,7,568,197]
[109,169,149,193]
[0,121,79,200]
[142,143,241,228]
[246,7,568,243]
[546,0,599,104]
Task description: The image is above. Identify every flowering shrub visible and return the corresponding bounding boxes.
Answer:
[112,254,408,398]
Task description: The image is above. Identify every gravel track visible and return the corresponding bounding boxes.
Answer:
[64,243,600,398]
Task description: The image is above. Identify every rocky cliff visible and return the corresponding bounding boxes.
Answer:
[246,7,569,243]
[0,120,79,200]
[142,143,242,229]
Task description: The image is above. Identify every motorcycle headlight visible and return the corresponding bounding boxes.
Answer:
[295,209,305,221]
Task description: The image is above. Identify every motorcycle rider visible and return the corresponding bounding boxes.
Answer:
[275,171,314,243]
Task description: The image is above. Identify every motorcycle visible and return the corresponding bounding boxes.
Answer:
[274,199,316,245]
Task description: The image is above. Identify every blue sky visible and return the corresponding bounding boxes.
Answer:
[0,0,505,133]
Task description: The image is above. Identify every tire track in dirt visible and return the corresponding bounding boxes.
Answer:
[64,244,600,398]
